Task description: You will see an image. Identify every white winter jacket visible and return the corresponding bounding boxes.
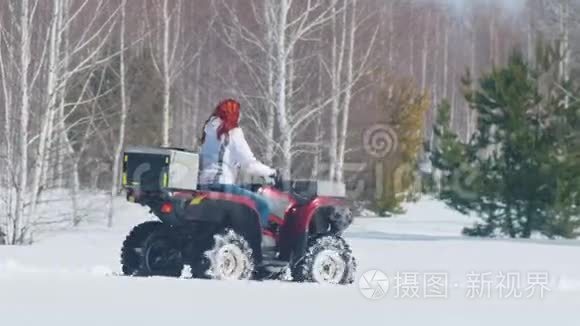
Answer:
[198,117,275,185]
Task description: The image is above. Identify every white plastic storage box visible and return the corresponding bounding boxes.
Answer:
[122,146,199,191]
[291,180,347,198]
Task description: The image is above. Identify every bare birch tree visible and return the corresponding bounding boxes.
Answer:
[543,0,579,108]
[28,0,119,226]
[13,0,32,244]
[146,0,203,147]
[335,0,376,183]
[219,0,342,177]
[420,10,432,93]
[327,1,348,182]
[108,0,129,228]
[0,7,16,243]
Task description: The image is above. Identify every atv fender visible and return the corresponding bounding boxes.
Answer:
[183,192,260,224]
[183,193,263,260]
[278,197,348,262]
[294,197,349,233]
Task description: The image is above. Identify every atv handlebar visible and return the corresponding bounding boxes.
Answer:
[268,169,284,189]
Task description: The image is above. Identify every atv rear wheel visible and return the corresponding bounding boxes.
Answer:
[204,229,254,280]
[121,221,184,277]
[292,235,356,285]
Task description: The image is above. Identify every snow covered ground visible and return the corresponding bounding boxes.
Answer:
[1,198,579,326]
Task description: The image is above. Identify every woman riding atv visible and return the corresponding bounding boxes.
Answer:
[198,99,275,266]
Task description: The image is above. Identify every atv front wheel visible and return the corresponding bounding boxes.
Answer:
[292,235,356,285]
[204,229,254,280]
[121,221,184,277]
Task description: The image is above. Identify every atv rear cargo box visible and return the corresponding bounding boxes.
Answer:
[122,146,199,192]
[291,180,346,198]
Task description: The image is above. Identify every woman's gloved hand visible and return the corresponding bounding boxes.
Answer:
[267,169,283,188]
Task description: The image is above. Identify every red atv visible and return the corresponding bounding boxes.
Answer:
[120,146,356,284]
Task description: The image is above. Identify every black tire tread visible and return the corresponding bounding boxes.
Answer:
[204,229,254,280]
[121,221,180,276]
[292,235,357,285]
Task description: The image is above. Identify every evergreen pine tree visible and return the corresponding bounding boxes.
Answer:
[431,100,466,193]
[433,51,580,239]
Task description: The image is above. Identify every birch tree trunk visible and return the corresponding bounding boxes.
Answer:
[311,52,325,180]
[161,0,171,147]
[527,12,535,64]
[409,37,415,78]
[274,0,291,178]
[56,0,70,189]
[14,0,31,244]
[409,4,415,78]
[432,16,440,105]
[451,78,457,130]
[43,0,63,188]
[29,0,65,224]
[387,0,395,99]
[336,0,357,183]
[70,156,81,226]
[489,13,496,66]
[108,0,128,228]
[420,11,431,93]
[312,111,323,180]
[558,0,570,109]
[287,48,295,139]
[0,13,15,243]
[191,56,201,149]
[264,0,275,165]
[328,2,346,181]
[429,15,441,149]
[443,22,449,100]
[467,21,478,140]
